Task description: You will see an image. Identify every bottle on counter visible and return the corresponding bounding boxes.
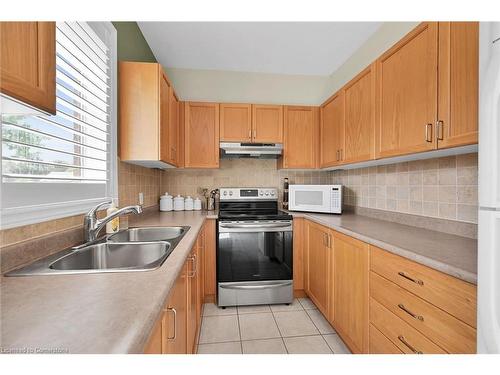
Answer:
[283,177,289,210]
[160,192,173,211]
[106,200,120,234]
[194,197,202,211]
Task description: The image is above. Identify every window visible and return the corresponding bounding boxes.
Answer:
[0,22,117,229]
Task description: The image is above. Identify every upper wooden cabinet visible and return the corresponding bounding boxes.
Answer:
[167,88,180,166]
[184,102,220,168]
[320,91,344,168]
[252,104,283,143]
[437,22,479,148]
[119,62,179,168]
[343,63,376,164]
[376,22,439,158]
[220,103,252,142]
[333,231,369,354]
[0,22,56,114]
[281,106,319,169]
[304,220,331,316]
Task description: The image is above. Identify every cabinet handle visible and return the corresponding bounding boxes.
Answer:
[165,307,177,340]
[398,303,424,321]
[436,120,444,141]
[425,123,433,143]
[336,150,340,161]
[248,129,252,139]
[398,335,422,354]
[398,271,424,286]
[253,129,256,138]
[188,255,197,277]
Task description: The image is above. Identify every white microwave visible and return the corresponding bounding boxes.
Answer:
[288,184,343,214]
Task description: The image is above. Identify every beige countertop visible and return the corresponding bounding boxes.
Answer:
[0,210,215,354]
[0,209,476,354]
[290,211,477,284]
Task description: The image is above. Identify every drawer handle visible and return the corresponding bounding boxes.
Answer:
[398,272,424,286]
[398,303,424,321]
[165,307,177,340]
[188,255,197,277]
[398,335,423,354]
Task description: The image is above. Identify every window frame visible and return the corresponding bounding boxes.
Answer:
[0,22,118,230]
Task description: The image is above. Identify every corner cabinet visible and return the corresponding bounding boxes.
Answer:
[320,91,344,168]
[184,102,220,168]
[119,62,180,168]
[0,22,56,114]
[280,106,319,169]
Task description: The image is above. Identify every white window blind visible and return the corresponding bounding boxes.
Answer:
[0,22,117,229]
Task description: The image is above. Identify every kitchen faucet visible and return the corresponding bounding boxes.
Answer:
[83,200,143,242]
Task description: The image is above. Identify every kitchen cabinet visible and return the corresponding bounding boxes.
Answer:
[119,62,179,168]
[376,22,439,158]
[343,63,376,164]
[437,22,479,148]
[220,103,252,142]
[280,106,319,169]
[167,88,180,166]
[369,324,403,354]
[332,230,369,354]
[184,102,220,168]
[187,242,200,353]
[293,217,305,293]
[0,22,56,114]
[304,220,331,316]
[320,91,344,168]
[252,104,283,143]
[203,219,217,301]
[162,263,188,354]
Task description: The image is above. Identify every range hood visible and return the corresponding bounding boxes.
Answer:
[220,142,283,159]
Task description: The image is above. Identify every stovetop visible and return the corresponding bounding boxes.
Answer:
[218,209,292,221]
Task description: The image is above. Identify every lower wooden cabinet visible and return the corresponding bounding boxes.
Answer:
[144,221,213,354]
[332,231,369,354]
[304,220,331,316]
[369,324,403,354]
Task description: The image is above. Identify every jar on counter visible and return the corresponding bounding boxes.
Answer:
[184,196,194,210]
[194,198,202,211]
[173,195,185,211]
[160,193,173,211]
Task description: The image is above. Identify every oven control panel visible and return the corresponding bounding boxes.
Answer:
[220,187,278,201]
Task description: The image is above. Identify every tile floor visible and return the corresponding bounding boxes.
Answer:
[196,297,352,354]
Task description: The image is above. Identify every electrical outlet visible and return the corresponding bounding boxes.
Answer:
[138,192,144,205]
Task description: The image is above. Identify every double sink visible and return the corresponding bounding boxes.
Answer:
[6,226,190,276]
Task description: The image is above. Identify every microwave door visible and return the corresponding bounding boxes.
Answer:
[292,188,330,213]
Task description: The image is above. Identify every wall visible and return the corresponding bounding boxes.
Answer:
[161,159,331,204]
[165,68,327,105]
[333,153,479,224]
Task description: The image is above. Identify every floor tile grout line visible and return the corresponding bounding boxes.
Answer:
[304,307,334,336]
[236,311,243,354]
[320,334,335,354]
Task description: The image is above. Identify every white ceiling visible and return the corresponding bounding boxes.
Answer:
[138,22,381,76]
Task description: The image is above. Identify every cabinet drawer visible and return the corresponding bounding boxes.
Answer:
[370,246,476,328]
[370,298,446,354]
[369,324,402,354]
[370,271,476,353]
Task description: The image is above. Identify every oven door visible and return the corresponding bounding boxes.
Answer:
[217,221,293,283]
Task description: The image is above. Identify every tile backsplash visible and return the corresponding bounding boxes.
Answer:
[331,153,478,223]
[161,159,331,203]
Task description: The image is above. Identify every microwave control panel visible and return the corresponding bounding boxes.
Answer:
[331,186,342,211]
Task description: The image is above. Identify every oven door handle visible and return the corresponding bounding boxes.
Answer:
[219,281,293,290]
[219,223,293,232]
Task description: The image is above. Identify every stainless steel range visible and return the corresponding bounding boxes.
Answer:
[217,187,294,307]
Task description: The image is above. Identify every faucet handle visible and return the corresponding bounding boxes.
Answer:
[86,200,112,219]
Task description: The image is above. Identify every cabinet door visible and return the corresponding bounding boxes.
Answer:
[144,318,163,354]
[0,22,56,114]
[159,73,171,164]
[343,64,376,164]
[333,231,369,354]
[437,22,479,148]
[320,91,344,168]
[168,88,180,166]
[282,106,319,169]
[184,102,220,168]
[163,263,188,354]
[305,221,330,316]
[196,229,205,324]
[376,22,438,158]
[186,246,200,353]
[203,219,217,299]
[293,218,305,292]
[252,104,283,143]
[220,103,252,142]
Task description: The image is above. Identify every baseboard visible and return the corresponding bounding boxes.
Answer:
[294,289,307,298]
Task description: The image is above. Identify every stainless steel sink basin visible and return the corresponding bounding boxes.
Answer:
[108,226,187,242]
[6,225,190,276]
[50,242,170,271]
